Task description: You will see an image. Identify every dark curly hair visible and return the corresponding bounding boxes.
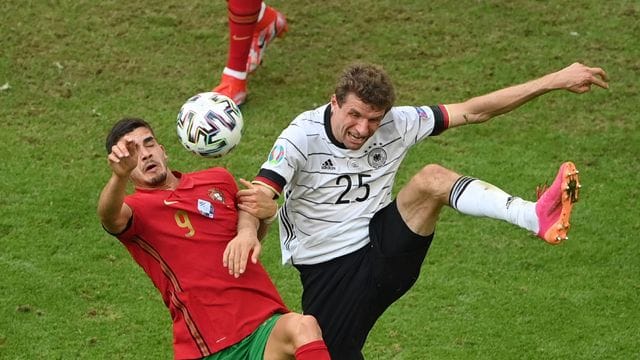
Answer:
[334,63,396,111]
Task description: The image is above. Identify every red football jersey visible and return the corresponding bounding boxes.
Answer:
[116,168,288,359]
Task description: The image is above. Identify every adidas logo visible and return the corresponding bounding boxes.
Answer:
[321,159,336,170]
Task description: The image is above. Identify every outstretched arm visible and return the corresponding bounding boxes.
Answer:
[97,138,138,234]
[445,62,609,128]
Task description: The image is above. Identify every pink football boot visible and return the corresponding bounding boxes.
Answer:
[535,162,581,244]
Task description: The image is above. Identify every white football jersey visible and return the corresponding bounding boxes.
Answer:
[256,104,448,265]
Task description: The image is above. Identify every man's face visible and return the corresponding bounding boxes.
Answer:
[330,93,386,150]
[125,127,169,188]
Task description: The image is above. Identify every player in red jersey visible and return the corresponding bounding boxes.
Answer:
[213,0,288,105]
[97,118,329,360]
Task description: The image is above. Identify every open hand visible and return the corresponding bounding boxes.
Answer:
[223,229,262,278]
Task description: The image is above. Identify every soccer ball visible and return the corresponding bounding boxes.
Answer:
[176,92,244,157]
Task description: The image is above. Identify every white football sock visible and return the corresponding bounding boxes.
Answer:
[450,177,539,234]
[222,67,247,80]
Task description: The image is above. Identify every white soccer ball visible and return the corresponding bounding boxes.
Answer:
[176,92,244,157]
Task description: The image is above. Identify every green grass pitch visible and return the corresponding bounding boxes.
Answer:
[1,0,638,358]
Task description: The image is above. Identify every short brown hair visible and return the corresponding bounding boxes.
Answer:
[334,63,396,111]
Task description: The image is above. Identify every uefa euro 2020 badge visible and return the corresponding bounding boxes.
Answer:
[197,199,214,218]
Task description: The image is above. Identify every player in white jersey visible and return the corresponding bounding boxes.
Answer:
[256,103,447,265]
[235,62,608,359]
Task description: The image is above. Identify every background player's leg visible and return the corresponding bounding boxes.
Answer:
[213,0,262,105]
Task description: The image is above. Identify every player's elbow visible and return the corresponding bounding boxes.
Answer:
[97,207,131,235]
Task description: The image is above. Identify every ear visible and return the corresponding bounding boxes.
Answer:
[161,144,168,160]
[330,94,339,111]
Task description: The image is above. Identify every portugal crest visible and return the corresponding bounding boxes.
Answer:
[208,188,225,203]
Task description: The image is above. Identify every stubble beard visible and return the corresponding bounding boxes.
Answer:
[146,171,167,187]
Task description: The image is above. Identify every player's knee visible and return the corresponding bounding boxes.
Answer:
[413,164,456,198]
[298,314,323,338]
[292,314,323,347]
